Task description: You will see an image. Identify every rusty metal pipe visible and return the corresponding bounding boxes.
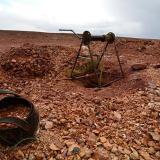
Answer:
[90,35,106,42]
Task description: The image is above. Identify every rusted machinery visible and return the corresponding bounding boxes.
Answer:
[0,90,39,146]
[59,29,124,87]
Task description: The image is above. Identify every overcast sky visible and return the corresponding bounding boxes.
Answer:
[0,0,160,38]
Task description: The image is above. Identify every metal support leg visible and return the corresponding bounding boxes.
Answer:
[114,41,124,77]
[87,44,96,71]
[87,44,101,87]
[96,42,109,69]
[71,41,83,78]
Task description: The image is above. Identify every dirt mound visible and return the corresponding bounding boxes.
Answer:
[1,44,53,77]
[0,44,75,78]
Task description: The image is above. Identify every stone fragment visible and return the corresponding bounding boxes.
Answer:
[139,150,152,160]
[111,145,118,153]
[123,148,131,155]
[94,148,109,160]
[148,147,155,154]
[79,146,93,158]
[49,143,60,151]
[124,154,130,160]
[148,141,155,147]
[14,150,24,160]
[28,154,36,160]
[87,132,97,145]
[131,64,147,71]
[64,140,75,147]
[93,97,101,105]
[96,142,103,147]
[130,148,139,160]
[92,129,100,135]
[71,147,80,154]
[11,59,17,63]
[113,111,122,121]
[155,151,160,158]
[68,144,80,155]
[99,137,107,143]
[149,132,160,141]
[45,121,53,129]
[103,140,112,151]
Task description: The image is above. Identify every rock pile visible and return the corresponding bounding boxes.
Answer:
[1,44,75,78]
[1,44,53,77]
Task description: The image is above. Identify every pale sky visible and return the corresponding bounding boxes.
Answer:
[0,0,160,38]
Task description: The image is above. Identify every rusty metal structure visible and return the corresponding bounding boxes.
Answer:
[59,29,124,87]
[0,90,39,146]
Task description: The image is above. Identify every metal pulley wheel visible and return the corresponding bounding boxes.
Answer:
[0,89,39,146]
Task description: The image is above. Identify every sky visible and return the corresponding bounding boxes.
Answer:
[0,0,160,38]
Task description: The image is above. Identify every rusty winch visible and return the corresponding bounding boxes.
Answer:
[59,29,124,87]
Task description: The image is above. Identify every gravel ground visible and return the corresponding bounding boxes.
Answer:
[0,31,159,160]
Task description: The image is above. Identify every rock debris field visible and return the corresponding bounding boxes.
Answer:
[0,31,159,160]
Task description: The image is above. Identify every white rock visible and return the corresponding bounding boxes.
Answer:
[113,111,122,121]
[45,121,53,129]
[11,59,17,63]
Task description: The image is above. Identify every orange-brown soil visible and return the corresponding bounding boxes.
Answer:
[0,30,159,160]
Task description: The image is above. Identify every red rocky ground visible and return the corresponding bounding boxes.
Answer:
[0,30,159,160]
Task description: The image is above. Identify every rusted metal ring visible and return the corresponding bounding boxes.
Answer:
[0,91,39,146]
[105,32,115,44]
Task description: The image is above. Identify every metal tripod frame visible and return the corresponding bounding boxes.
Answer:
[70,40,124,88]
